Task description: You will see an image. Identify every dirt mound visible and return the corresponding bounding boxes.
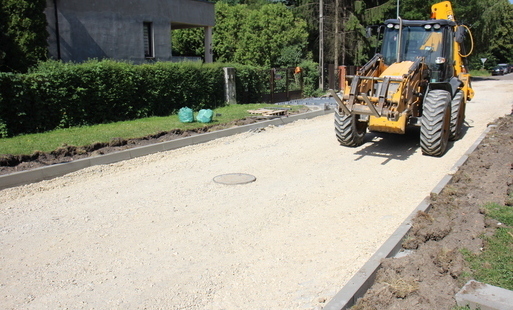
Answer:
[352,116,513,309]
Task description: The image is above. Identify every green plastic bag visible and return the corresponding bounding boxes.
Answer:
[178,107,194,123]
[196,109,214,123]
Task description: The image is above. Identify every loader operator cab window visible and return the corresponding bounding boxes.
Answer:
[381,22,446,68]
[381,20,455,82]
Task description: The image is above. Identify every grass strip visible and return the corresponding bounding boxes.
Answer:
[469,69,491,77]
[462,203,513,290]
[0,104,302,156]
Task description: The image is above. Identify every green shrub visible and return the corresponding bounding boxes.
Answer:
[298,60,321,97]
[0,59,320,137]
[228,64,268,103]
[0,60,274,137]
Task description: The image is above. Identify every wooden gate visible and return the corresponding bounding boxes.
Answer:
[262,67,303,103]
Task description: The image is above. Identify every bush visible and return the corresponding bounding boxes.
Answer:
[228,64,268,104]
[0,59,320,137]
[298,60,321,97]
[0,60,273,137]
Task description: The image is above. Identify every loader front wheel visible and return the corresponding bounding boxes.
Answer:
[449,90,465,141]
[334,110,367,147]
[420,89,452,157]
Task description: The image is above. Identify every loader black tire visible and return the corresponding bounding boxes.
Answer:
[449,90,465,141]
[334,110,367,147]
[420,89,452,157]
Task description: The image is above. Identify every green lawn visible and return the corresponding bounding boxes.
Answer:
[462,203,513,290]
[470,69,491,77]
[0,104,301,156]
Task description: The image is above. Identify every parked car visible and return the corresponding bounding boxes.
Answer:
[491,65,507,75]
[498,63,510,74]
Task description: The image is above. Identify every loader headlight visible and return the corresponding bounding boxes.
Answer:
[387,23,394,29]
[394,24,401,29]
[435,57,446,64]
[424,24,432,30]
[433,24,441,30]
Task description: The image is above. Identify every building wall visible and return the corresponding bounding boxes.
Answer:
[45,0,215,63]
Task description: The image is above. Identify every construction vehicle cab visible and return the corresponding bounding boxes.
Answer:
[331,1,474,156]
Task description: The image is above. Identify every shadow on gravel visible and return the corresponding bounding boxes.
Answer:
[352,120,473,164]
[353,128,421,164]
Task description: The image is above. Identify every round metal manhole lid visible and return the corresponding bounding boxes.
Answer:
[213,173,256,185]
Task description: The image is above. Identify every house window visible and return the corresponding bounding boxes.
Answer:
[143,22,154,58]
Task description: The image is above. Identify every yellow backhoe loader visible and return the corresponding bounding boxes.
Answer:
[331,1,474,156]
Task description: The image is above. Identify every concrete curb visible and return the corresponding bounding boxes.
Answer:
[0,108,332,191]
[323,124,495,310]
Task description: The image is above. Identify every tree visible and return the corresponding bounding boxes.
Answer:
[212,2,250,63]
[171,28,205,58]
[320,0,395,66]
[173,2,309,67]
[475,0,513,63]
[235,3,308,67]
[0,0,48,72]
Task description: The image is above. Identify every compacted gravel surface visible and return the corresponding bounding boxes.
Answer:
[1,78,512,309]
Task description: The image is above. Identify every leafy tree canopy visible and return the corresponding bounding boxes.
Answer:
[173,2,308,68]
[0,0,48,72]
[234,3,308,67]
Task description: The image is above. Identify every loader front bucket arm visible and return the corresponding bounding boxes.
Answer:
[334,56,427,121]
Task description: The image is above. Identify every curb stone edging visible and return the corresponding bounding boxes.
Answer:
[323,124,496,310]
[0,108,332,191]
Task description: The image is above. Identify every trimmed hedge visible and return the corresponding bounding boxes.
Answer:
[0,60,270,137]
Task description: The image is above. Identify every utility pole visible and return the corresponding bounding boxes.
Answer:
[334,0,339,71]
[319,0,324,90]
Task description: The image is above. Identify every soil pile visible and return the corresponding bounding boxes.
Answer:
[352,115,513,309]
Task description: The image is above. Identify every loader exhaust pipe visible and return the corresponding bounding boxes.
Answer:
[396,17,403,63]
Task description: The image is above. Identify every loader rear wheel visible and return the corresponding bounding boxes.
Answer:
[449,90,465,141]
[334,110,367,147]
[420,89,451,157]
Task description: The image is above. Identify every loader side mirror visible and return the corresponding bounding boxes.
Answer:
[366,25,381,38]
[455,26,465,44]
[366,27,373,38]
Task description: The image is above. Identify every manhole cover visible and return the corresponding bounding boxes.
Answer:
[213,173,256,185]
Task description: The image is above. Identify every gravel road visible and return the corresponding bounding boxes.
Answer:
[1,78,512,310]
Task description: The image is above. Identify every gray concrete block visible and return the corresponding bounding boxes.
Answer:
[456,280,513,310]
[191,132,218,145]
[129,144,163,158]
[89,151,131,166]
[41,159,90,178]
[161,137,192,151]
[0,169,44,190]
[323,221,413,310]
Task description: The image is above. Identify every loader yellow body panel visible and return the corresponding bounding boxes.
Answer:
[431,1,455,21]
[379,61,414,104]
[369,114,408,134]
[379,61,414,78]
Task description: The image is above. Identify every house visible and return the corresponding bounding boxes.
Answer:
[45,0,215,63]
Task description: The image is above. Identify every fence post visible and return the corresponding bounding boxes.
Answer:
[270,69,275,103]
[338,65,347,91]
[328,64,335,90]
[223,67,237,104]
